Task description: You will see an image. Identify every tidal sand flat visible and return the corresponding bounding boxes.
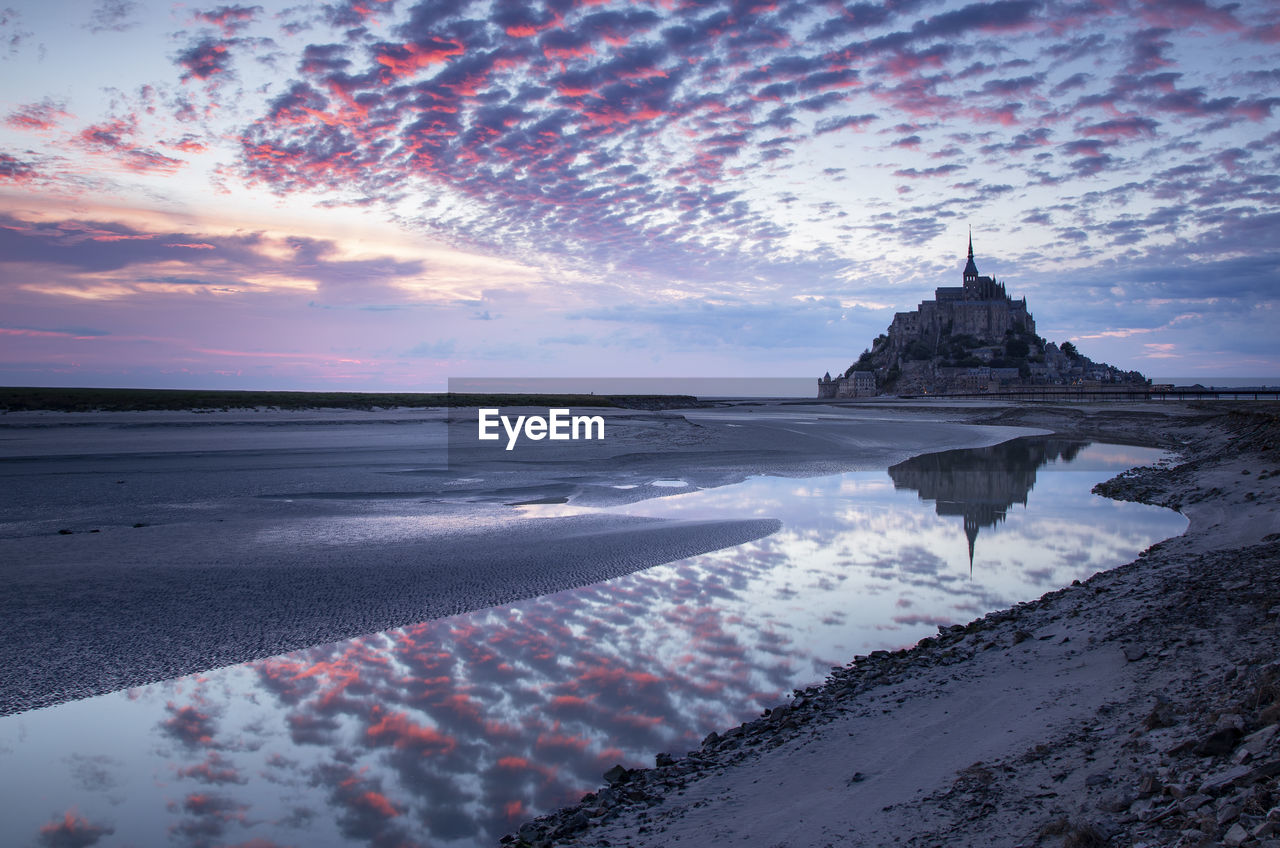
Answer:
[0,403,1028,715]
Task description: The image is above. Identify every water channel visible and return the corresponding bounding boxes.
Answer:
[0,438,1187,848]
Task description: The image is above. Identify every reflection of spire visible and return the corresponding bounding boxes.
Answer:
[888,438,1089,572]
[965,514,978,574]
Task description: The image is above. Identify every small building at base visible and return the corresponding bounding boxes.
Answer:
[817,369,875,399]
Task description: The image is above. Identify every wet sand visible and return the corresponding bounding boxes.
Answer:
[0,403,1031,716]
[515,401,1280,848]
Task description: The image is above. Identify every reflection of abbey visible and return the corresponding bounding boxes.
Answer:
[888,439,1086,570]
[819,235,1146,397]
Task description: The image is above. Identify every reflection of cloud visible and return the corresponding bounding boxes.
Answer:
[168,792,249,847]
[230,531,809,843]
[64,754,120,792]
[892,545,948,576]
[274,805,315,828]
[365,706,456,754]
[37,810,114,848]
[161,702,220,749]
[40,439,1182,848]
[285,710,341,745]
[259,753,304,788]
[176,752,247,785]
[308,762,413,848]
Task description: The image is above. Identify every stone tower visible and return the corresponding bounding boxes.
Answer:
[963,229,979,284]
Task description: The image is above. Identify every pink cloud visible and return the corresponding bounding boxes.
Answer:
[0,151,37,182]
[373,40,465,79]
[193,4,261,35]
[75,117,185,174]
[6,98,70,131]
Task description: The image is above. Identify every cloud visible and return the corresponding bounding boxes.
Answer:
[6,98,71,131]
[1135,0,1243,32]
[0,151,37,181]
[2,0,1279,380]
[74,117,185,174]
[893,163,966,179]
[404,339,456,358]
[569,298,885,352]
[86,0,140,34]
[1078,116,1160,139]
[0,324,111,338]
[324,0,399,29]
[193,5,262,35]
[136,0,1256,362]
[909,0,1041,40]
[298,43,350,74]
[0,213,429,297]
[1069,153,1115,176]
[1062,138,1106,156]
[815,113,878,134]
[1049,71,1091,96]
[175,37,237,81]
[1125,27,1174,74]
[0,8,34,57]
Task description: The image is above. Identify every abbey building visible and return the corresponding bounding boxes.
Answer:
[819,235,1146,398]
[887,234,1035,348]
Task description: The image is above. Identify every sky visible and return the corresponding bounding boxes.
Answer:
[0,0,1277,390]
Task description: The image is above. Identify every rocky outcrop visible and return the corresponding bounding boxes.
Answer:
[820,241,1147,397]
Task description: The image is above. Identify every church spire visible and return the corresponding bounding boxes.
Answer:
[963,228,979,282]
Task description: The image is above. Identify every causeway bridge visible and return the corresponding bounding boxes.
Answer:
[893,386,1280,402]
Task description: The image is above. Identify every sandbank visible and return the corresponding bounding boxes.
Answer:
[0,402,1030,716]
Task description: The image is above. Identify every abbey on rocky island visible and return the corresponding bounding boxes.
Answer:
[818,234,1147,398]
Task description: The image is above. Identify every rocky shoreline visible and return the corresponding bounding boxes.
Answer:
[510,402,1280,848]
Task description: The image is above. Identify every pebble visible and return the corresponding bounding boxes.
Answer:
[1223,822,1249,846]
[1098,791,1134,813]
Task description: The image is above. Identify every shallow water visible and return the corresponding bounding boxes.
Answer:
[0,439,1186,848]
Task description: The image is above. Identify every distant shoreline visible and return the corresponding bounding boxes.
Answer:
[5,385,1276,414]
[0,386,700,413]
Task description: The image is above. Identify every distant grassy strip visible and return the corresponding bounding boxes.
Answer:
[0,387,701,413]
